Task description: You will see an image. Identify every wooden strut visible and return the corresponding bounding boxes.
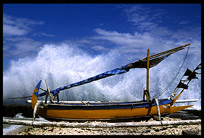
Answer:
[45,80,54,104]
[3,117,201,128]
[33,102,40,122]
[155,99,161,121]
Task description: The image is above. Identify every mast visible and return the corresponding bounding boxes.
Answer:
[146,49,150,92]
[143,49,150,102]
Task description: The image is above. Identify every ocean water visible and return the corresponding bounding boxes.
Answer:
[3,113,49,135]
[3,43,201,109]
[3,124,22,135]
[3,113,24,135]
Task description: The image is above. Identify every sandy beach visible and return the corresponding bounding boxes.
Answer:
[7,116,201,135]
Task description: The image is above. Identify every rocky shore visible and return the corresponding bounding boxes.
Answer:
[14,116,201,135]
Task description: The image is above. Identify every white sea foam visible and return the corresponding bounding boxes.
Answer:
[3,113,24,135]
[3,43,201,109]
[3,124,22,135]
[3,113,50,135]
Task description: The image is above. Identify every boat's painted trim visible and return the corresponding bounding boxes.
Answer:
[43,99,171,110]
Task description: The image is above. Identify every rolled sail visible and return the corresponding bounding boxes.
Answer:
[49,67,129,96]
[39,43,190,96]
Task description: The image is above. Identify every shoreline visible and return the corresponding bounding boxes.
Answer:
[5,126,31,135]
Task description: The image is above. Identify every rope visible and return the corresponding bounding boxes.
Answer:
[152,45,190,99]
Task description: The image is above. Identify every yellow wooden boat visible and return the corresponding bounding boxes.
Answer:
[27,43,201,121]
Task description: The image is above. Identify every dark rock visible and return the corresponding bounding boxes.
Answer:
[182,129,200,135]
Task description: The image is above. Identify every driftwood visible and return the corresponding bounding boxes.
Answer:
[3,117,201,128]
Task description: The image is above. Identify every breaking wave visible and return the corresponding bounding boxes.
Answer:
[3,43,201,109]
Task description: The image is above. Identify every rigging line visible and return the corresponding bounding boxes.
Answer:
[152,45,190,99]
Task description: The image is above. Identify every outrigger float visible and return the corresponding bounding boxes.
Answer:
[26,43,200,121]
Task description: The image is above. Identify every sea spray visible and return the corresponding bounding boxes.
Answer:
[3,43,201,109]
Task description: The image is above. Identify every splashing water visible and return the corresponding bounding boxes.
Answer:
[3,43,201,109]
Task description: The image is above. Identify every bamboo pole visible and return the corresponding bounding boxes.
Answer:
[141,43,191,60]
[146,49,150,102]
[146,49,150,91]
[3,117,201,128]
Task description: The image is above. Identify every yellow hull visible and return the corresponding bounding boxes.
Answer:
[37,104,193,120]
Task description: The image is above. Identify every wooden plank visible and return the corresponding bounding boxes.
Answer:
[3,117,201,128]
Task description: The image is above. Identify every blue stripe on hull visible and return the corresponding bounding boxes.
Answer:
[47,99,172,110]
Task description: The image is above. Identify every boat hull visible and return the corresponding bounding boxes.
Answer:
[36,99,193,120]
